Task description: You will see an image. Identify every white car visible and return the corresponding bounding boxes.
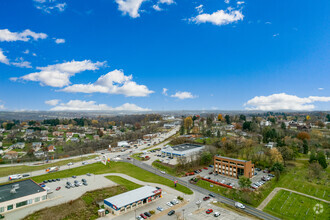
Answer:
[82,161,89,165]
[172,199,179,204]
[214,212,221,217]
[67,162,73,166]
[8,174,22,181]
[166,202,173,207]
[161,171,166,174]
[235,202,245,209]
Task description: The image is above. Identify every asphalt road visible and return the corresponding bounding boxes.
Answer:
[123,158,280,220]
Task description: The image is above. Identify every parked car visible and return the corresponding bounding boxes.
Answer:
[235,202,245,209]
[268,174,275,177]
[22,174,30,177]
[82,161,89,165]
[67,162,73,166]
[167,210,175,216]
[56,178,60,181]
[72,175,77,178]
[83,182,88,186]
[255,168,261,171]
[82,179,87,182]
[86,173,92,176]
[161,171,166,174]
[208,172,213,175]
[203,196,210,201]
[166,202,173,207]
[157,206,163,211]
[172,199,179,204]
[209,193,215,197]
[144,212,151,217]
[65,185,70,189]
[206,209,213,214]
[209,165,214,168]
[136,216,143,220]
[56,187,61,191]
[140,214,147,219]
[214,212,221,217]
[203,167,208,170]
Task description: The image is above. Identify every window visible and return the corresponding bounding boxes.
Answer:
[7,205,13,211]
[28,199,32,204]
[35,197,40,202]
[0,207,4,213]
[16,201,28,208]
[42,195,47,200]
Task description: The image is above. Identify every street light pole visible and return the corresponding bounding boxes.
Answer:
[182,209,185,220]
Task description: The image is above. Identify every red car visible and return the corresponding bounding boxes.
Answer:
[206,209,213,214]
[198,169,202,172]
[208,172,213,174]
[56,187,61,191]
[203,196,210,201]
[140,214,147,219]
[203,167,208,170]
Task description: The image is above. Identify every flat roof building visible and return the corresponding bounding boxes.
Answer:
[104,186,162,215]
[161,143,204,158]
[214,155,255,179]
[0,179,47,214]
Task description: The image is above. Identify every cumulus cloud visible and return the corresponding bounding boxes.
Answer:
[195,5,204,14]
[224,0,230,3]
[55,38,65,44]
[34,0,67,13]
[162,88,168,96]
[153,4,162,11]
[0,29,47,42]
[61,69,153,97]
[171,91,196,99]
[237,1,245,5]
[190,8,244,26]
[11,57,32,68]
[0,49,10,65]
[318,88,324,91]
[115,0,147,18]
[14,60,105,87]
[45,99,61,106]
[50,100,150,111]
[159,0,175,4]
[244,93,330,111]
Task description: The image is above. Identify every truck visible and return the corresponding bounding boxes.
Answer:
[45,166,59,173]
[8,174,22,181]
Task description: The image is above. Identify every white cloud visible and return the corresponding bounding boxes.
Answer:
[162,88,168,96]
[195,5,204,14]
[15,60,105,87]
[115,0,147,18]
[237,1,245,5]
[224,0,230,4]
[45,99,61,106]
[55,38,65,44]
[34,0,67,13]
[50,100,150,111]
[61,69,153,97]
[273,33,279,37]
[318,88,324,90]
[0,105,4,110]
[11,57,32,68]
[23,49,30,54]
[244,93,330,111]
[0,49,10,65]
[0,29,47,42]
[159,0,174,4]
[190,8,244,26]
[32,53,37,56]
[265,21,272,24]
[153,5,162,11]
[171,91,196,99]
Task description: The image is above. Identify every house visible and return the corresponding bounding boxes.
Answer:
[66,132,73,138]
[260,121,272,126]
[71,137,79,142]
[225,125,235,131]
[78,133,86,138]
[34,151,46,158]
[93,135,100,140]
[12,142,25,149]
[25,129,34,135]
[4,151,18,159]
[40,137,48,141]
[47,145,56,152]
[40,130,48,136]
[32,142,42,150]
[53,131,64,136]
[265,142,277,149]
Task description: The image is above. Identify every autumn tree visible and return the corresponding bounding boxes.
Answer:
[218,114,223,121]
[184,117,193,133]
[270,148,283,164]
[297,132,310,140]
[278,146,294,166]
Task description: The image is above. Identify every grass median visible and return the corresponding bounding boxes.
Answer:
[0,155,96,178]
[105,175,142,191]
[29,161,193,195]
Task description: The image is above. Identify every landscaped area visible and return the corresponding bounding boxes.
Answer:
[105,175,142,191]
[28,161,193,194]
[24,186,128,220]
[263,190,329,220]
[0,155,96,178]
[152,160,184,177]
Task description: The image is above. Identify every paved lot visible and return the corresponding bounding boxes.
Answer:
[5,174,116,220]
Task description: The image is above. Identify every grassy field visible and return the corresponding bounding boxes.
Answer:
[152,160,184,177]
[28,161,193,195]
[24,186,128,220]
[105,175,142,191]
[0,155,96,177]
[264,190,329,220]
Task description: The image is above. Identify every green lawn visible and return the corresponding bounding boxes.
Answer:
[264,190,329,220]
[152,160,184,177]
[0,155,96,177]
[28,161,193,195]
[105,175,142,191]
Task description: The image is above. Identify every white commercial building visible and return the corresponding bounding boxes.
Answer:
[161,143,205,158]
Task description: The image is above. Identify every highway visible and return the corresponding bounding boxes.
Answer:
[123,158,280,220]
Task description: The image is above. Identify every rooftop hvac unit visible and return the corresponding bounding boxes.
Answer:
[12,184,20,189]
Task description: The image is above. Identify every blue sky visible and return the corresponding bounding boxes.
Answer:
[0,0,329,111]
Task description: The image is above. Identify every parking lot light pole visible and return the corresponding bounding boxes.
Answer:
[182,209,185,220]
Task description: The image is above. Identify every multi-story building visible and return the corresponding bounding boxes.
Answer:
[214,155,255,179]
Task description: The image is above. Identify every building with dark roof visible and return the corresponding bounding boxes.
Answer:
[0,179,47,214]
[214,155,255,179]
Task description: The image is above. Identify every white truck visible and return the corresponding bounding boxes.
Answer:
[8,174,22,181]
[45,166,59,173]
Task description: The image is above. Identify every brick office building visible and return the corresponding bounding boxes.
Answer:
[213,155,255,178]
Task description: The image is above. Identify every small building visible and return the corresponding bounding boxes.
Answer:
[0,179,47,214]
[12,142,25,149]
[4,151,18,159]
[117,141,129,147]
[214,155,255,179]
[47,145,56,152]
[104,186,162,216]
[161,143,205,158]
[32,142,42,150]
[265,142,277,149]
[34,151,46,158]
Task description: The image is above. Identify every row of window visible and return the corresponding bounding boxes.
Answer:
[0,195,46,213]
